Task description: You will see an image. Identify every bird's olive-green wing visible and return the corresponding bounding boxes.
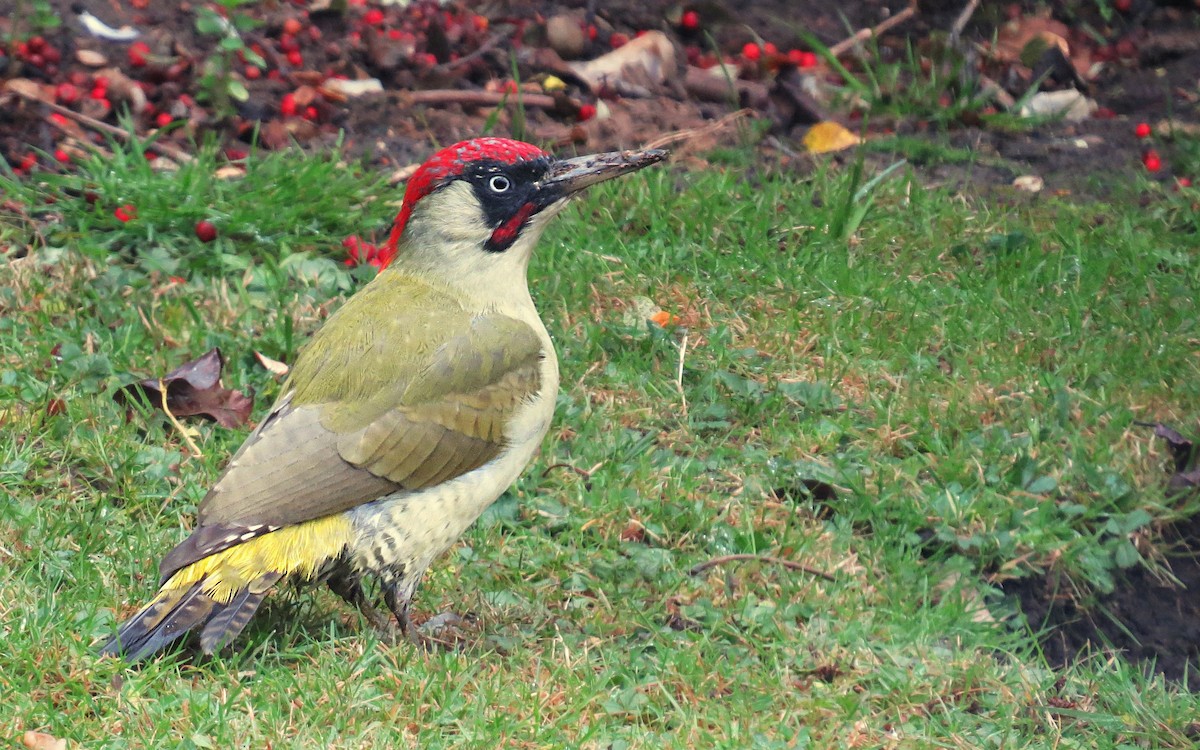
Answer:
[159,273,544,580]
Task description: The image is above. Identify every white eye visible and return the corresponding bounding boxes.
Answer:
[488,175,511,193]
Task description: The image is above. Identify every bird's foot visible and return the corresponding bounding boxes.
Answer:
[397,611,471,651]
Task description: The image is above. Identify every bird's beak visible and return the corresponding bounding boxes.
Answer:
[538,147,668,197]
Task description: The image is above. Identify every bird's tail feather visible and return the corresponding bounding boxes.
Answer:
[101,572,281,661]
[199,572,281,654]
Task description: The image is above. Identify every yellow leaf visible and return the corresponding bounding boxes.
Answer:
[802,121,861,154]
[543,75,567,92]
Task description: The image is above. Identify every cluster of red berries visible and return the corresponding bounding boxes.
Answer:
[342,235,386,269]
[5,35,63,74]
[1134,121,1193,187]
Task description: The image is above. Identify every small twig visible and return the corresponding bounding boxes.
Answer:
[765,135,802,160]
[977,73,1017,110]
[402,89,559,110]
[689,553,836,582]
[674,330,689,417]
[829,2,918,58]
[541,461,603,481]
[950,0,981,40]
[7,85,196,164]
[158,378,203,458]
[433,29,510,73]
[643,108,755,151]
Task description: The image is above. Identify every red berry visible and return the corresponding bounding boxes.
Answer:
[286,49,303,66]
[1177,177,1192,188]
[280,92,297,116]
[742,42,761,61]
[363,8,384,25]
[610,32,628,48]
[195,220,218,243]
[27,36,45,53]
[800,51,817,68]
[1115,0,1132,11]
[577,103,597,121]
[1143,150,1161,172]
[303,105,318,120]
[128,41,150,67]
[156,112,173,128]
[681,10,700,30]
[586,24,597,41]
[114,204,136,222]
[55,82,79,104]
[245,65,261,79]
[282,18,303,36]
[54,148,70,163]
[1135,122,1151,138]
[93,75,109,90]
[763,42,778,56]
[19,152,37,171]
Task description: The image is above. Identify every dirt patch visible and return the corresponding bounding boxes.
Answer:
[1001,514,1200,691]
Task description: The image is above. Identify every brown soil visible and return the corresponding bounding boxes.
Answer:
[1002,514,1200,692]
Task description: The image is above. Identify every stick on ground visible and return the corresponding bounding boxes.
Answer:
[689,554,837,582]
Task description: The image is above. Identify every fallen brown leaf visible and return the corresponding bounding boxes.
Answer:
[114,348,254,428]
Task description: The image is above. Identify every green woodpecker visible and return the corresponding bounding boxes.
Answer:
[102,138,665,660]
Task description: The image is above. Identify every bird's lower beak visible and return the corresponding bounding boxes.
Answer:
[538,148,668,196]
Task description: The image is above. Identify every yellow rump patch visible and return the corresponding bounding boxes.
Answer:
[162,515,355,603]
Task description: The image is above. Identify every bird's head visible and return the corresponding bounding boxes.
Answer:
[378,137,665,299]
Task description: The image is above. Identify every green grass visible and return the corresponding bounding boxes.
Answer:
[2,139,1199,748]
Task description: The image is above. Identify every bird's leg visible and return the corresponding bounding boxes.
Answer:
[383,577,470,650]
[382,580,414,638]
[327,572,395,636]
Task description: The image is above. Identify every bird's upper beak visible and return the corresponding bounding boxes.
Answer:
[538,148,668,197]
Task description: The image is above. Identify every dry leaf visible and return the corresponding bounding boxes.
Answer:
[320,77,383,99]
[1012,175,1044,193]
[254,351,290,377]
[23,731,67,750]
[114,348,254,428]
[4,78,47,100]
[802,121,861,154]
[649,310,678,327]
[75,49,109,67]
[568,31,675,93]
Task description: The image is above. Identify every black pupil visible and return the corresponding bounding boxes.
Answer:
[491,176,509,192]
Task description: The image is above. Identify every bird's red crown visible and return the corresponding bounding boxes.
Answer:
[381,138,549,266]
